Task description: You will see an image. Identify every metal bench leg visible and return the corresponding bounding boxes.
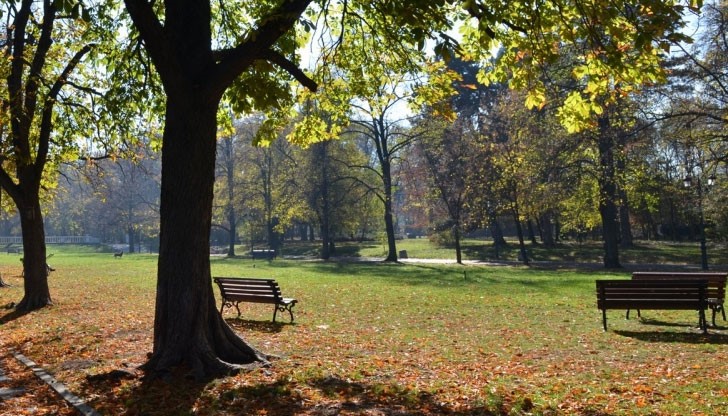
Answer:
[272,305,278,323]
[602,309,608,331]
[625,309,642,320]
[288,304,295,323]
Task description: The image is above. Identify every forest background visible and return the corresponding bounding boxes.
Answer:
[1,1,725,270]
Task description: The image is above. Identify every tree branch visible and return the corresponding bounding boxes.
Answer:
[211,0,313,92]
[259,49,317,92]
[123,0,168,78]
[36,44,96,178]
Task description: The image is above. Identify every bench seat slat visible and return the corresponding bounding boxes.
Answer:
[631,272,726,326]
[213,277,297,323]
[596,279,708,333]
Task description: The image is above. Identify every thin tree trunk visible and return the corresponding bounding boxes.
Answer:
[527,219,538,245]
[382,161,398,262]
[128,224,136,253]
[489,213,507,247]
[597,117,621,269]
[513,210,529,266]
[453,225,463,264]
[227,214,236,257]
[618,196,633,248]
[540,211,555,246]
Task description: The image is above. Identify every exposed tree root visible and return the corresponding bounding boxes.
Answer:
[15,295,52,312]
[142,311,269,382]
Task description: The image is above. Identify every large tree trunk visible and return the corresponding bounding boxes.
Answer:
[16,199,51,311]
[142,93,267,379]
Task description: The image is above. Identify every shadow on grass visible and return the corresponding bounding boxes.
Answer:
[89,370,208,416]
[614,329,728,344]
[0,307,29,324]
[634,316,710,327]
[637,316,727,330]
[225,318,285,333]
[212,375,511,415]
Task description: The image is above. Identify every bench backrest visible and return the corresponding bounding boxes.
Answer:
[631,272,726,301]
[596,279,709,310]
[213,277,283,304]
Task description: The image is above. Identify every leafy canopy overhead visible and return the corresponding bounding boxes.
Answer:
[247,0,697,141]
[456,0,699,132]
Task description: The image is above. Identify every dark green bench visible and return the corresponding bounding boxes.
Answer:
[631,272,726,326]
[596,279,708,334]
[213,277,297,322]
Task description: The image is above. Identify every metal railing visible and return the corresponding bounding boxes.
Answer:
[0,235,101,244]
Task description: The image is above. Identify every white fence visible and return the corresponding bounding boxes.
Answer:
[0,236,101,244]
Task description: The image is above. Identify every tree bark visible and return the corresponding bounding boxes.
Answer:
[489,213,507,251]
[16,199,51,311]
[122,0,315,380]
[224,137,237,257]
[453,225,463,264]
[128,224,136,254]
[382,160,398,262]
[597,116,621,269]
[142,92,267,379]
[527,219,538,245]
[539,211,556,246]
[513,210,530,266]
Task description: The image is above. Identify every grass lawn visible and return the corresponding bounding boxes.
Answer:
[1,245,727,415]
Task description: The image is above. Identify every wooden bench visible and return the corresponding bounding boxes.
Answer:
[250,249,276,260]
[213,277,297,322]
[631,272,726,326]
[596,279,709,334]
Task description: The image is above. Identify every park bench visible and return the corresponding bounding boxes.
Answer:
[631,271,726,326]
[213,277,297,323]
[596,279,708,334]
[250,249,276,260]
[114,251,123,258]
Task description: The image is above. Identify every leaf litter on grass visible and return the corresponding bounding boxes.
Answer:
[2,257,728,415]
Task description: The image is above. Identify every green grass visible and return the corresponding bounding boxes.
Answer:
[1,244,727,415]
